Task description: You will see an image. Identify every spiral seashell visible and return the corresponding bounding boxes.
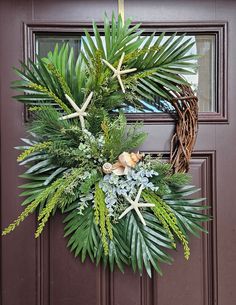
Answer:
[102,162,113,174]
[130,152,144,162]
[118,152,136,168]
[112,162,126,175]
[103,152,144,176]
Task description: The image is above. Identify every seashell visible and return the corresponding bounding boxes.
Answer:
[105,151,144,176]
[111,162,125,176]
[112,166,125,176]
[130,151,144,163]
[102,162,113,174]
[118,152,136,168]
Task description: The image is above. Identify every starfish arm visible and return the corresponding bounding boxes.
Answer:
[134,207,147,226]
[118,52,125,70]
[137,203,155,208]
[65,94,81,112]
[135,185,144,203]
[117,74,125,93]
[111,72,118,79]
[59,112,80,120]
[119,68,137,75]
[81,91,93,112]
[123,195,135,206]
[119,205,134,219]
[79,115,85,129]
[102,59,117,73]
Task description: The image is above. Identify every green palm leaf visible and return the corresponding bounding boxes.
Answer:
[163,186,210,238]
[64,205,100,262]
[125,211,174,277]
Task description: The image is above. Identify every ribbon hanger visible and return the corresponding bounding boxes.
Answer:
[118,0,125,23]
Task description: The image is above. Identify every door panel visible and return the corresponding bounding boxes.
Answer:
[1,1,236,305]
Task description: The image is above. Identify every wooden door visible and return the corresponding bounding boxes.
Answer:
[1,1,236,305]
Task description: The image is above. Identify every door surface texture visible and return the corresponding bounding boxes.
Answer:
[1,1,236,305]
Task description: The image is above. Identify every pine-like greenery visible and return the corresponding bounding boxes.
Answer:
[101,114,147,161]
[94,184,113,255]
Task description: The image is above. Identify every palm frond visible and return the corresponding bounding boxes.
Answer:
[125,211,174,277]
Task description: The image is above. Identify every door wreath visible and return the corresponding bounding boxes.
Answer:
[2,15,209,277]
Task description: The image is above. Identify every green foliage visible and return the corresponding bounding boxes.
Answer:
[5,136,210,277]
[34,168,83,237]
[125,211,174,276]
[18,170,66,209]
[28,82,71,113]
[2,176,62,236]
[45,43,88,101]
[143,190,190,259]
[2,198,42,236]
[47,63,73,97]
[149,158,191,196]
[79,170,101,194]
[64,204,129,272]
[12,14,198,118]
[80,14,198,105]
[102,219,130,272]
[64,205,100,262]
[35,178,64,237]
[64,181,209,277]
[47,142,86,168]
[17,141,52,162]
[162,185,210,238]
[94,184,113,255]
[64,205,175,276]
[12,56,73,110]
[101,113,147,161]
[26,106,77,144]
[2,167,83,238]
[86,107,108,135]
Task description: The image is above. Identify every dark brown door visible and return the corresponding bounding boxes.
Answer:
[1,1,236,305]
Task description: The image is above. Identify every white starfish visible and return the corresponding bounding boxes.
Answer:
[102,52,137,93]
[119,185,155,226]
[60,92,93,129]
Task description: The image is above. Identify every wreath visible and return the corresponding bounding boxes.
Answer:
[2,15,209,277]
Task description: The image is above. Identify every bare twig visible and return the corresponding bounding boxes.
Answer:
[169,85,198,173]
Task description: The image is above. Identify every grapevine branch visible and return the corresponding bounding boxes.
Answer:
[170,85,198,173]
